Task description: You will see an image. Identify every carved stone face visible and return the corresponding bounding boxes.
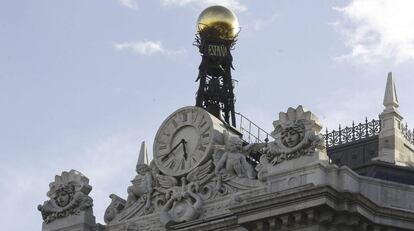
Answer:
[56,190,71,207]
[281,127,302,148]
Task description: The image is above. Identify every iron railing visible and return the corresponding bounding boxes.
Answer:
[401,123,414,145]
[324,118,381,148]
[235,112,270,143]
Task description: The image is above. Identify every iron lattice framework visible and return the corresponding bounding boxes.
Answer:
[401,123,414,145]
[194,29,237,127]
[324,118,381,148]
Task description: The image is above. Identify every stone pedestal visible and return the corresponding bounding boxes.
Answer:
[265,150,328,177]
[41,210,96,231]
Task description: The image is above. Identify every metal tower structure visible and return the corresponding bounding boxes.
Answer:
[194,6,239,127]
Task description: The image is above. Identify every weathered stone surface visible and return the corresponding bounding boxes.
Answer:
[232,162,414,230]
[41,210,96,231]
[38,170,96,231]
[257,105,327,178]
[39,101,414,231]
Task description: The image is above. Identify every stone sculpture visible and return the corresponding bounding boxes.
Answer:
[126,142,154,213]
[104,194,126,224]
[261,105,325,165]
[160,188,203,227]
[38,169,93,224]
[155,160,216,227]
[214,133,255,179]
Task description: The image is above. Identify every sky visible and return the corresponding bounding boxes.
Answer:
[1,0,414,230]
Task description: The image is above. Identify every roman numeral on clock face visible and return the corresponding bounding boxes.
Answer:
[180,158,185,170]
[180,111,188,122]
[159,144,167,150]
[171,119,178,128]
[165,159,176,169]
[199,145,207,152]
[191,109,198,122]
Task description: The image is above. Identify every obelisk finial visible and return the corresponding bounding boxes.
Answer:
[383,72,399,112]
[137,141,148,166]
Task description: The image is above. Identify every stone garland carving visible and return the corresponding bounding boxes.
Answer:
[38,170,93,224]
[259,106,325,167]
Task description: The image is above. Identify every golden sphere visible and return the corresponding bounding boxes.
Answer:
[196,5,240,40]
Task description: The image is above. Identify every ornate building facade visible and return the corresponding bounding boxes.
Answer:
[38,6,414,231]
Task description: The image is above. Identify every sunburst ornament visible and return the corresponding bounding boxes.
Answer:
[263,105,325,165]
[47,169,92,198]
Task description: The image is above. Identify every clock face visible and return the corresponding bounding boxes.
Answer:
[153,106,217,176]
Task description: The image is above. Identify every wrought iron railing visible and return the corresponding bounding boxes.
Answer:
[235,112,270,143]
[324,118,381,148]
[401,123,414,145]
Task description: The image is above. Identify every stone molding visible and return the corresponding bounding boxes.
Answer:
[231,162,414,230]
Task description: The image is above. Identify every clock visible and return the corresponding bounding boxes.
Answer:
[153,106,227,176]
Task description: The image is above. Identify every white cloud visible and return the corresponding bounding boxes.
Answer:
[114,40,185,57]
[251,13,279,31]
[118,0,139,9]
[333,0,414,64]
[114,40,164,55]
[161,0,247,12]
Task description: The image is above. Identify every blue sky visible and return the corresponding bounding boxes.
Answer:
[1,0,414,230]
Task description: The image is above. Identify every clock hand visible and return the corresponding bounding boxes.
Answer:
[182,139,188,160]
[161,141,182,161]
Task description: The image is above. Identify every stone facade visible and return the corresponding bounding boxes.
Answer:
[38,74,414,231]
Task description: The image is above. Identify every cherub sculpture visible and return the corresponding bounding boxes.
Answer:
[214,134,255,179]
[38,170,93,223]
[126,142,154,213]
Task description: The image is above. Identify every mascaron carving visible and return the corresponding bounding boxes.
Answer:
[261,106,325,166]
[38,170,93,223]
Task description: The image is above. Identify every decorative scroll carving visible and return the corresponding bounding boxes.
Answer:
[259,106,325,167]
[37,170,93,224]
[104,194,126,224]
[324,118,381,148]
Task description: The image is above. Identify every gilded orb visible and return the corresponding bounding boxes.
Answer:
[196,5,240,40]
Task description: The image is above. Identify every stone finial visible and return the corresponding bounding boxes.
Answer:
[137,141,149,166]
[383,72,399,112]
